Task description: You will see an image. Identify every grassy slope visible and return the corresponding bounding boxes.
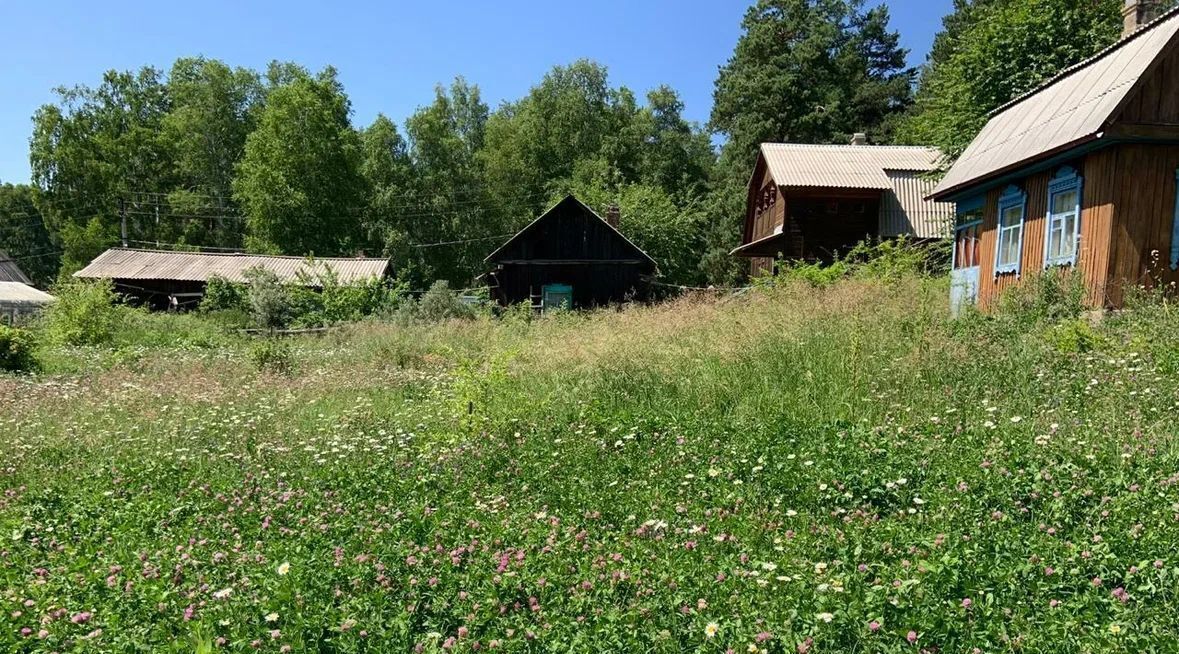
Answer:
[3,277,1179,653]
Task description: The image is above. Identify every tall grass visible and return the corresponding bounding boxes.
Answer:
[3,273,1179,652]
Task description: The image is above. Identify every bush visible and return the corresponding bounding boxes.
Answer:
[994,268,1086,326]
[200,275,246,312]
[0,325,38,372]
[243,267,291,330]
[248,338,294,374]
[40,278,121,346]
[415,280,475,323]
[288,267,406,328]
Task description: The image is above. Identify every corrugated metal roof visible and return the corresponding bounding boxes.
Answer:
[74,249,390,284]
[761,143,943,190]
[880,171,955,238]
[0,251,33,285]
[0,282,55,306]
[932,6,1179,199]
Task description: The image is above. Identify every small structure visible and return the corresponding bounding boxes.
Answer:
[484,196,657,310]
[0,252,54,323]
[732,139,955,275]
[930,1,1179,311]
[74,248,391,309]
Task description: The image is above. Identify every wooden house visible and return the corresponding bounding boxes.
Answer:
[731,139,955,275]
[74,248,390,309]
[930,1,1179,311]
[484,195,657,310]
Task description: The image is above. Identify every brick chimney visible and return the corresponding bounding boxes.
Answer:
[605,204,621,229]
[850,132,869,146]
[1124,0,1162,37]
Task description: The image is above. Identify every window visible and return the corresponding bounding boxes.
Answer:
[995,186,1026,275]
[1045,167,1082,267]
[952,196,983,270]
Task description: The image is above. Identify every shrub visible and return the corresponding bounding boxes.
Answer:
[40,278,121,346]
[243,267,291,330]
[248,338,294,374]
[994,268,1086,326]
[200,275,246,312]
[1046,317,1106,353]
[0,325,38,372]
[415,280,475,323]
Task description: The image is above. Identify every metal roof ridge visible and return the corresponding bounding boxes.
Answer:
[104,247,381,262]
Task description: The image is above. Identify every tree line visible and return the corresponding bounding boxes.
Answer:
[0,0,1134,291]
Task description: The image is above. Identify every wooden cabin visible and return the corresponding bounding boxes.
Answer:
[74,248,391,310]
[930,1,1179,311]
[731,139,955,275]
[484,196,657,310]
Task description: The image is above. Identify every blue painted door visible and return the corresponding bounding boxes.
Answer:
[542,284,572,312]
[950,222,981,315]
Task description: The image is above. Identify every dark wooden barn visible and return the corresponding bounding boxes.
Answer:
[484,196,657,310]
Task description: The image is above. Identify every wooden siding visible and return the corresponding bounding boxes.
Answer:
[977,171,1050,307]
[1117,40,1179,124]
[973,144,1179,308]
[1103,144,1179,305]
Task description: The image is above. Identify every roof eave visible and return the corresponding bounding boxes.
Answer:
[927,133,1105,202]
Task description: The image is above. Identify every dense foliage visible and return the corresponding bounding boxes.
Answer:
[897,0,1125,158]
[4,273,1179,651]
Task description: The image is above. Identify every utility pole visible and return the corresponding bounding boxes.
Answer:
[119,198,128,247]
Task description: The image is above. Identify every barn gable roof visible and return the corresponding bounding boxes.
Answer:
[74,249,390,285]
[0,251,33,285]
[484,195,657,270]
[931,6,1179,200]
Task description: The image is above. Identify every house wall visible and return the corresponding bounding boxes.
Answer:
[973,143,1179,308]
[1102,144,1179,305]
[747,163,785,275]
[1117,41,1179,124]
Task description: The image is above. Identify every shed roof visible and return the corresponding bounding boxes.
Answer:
[0,282,55,307]
[759,143,943,190]
[931,6,1179,200]
[0,251,33,285]
[74,249,390,285]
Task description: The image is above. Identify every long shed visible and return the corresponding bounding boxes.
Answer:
[74,248,391,309]
[930,1,1179,311]
[484,196,657,310]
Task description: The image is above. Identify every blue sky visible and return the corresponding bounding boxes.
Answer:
[0,0,952,185]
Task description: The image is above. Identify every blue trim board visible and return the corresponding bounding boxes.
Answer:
[1043,166,1083,268]
[1171,168,1179,271]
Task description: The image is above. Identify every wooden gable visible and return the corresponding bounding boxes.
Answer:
[486,196,656,272]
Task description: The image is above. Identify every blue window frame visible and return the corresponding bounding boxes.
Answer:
[1171,168,1179,271]
[1044,166,1082,267]
[995,185,1026,276]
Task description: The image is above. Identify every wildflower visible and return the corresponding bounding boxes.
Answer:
[868,621,881,632]
[907,630,918,644]
[265,612,280,622]
[816,612,834,623]
[70,612,92,624]
[213,587,232,599]
[961,597,972,609]
[705,622,720,639]
[1109,624,1123,635]
[277,562,290,576]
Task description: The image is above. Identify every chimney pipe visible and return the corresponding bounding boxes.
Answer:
[1124,0,1161,37]
[850,132,868,146]
[605,204,621,229]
